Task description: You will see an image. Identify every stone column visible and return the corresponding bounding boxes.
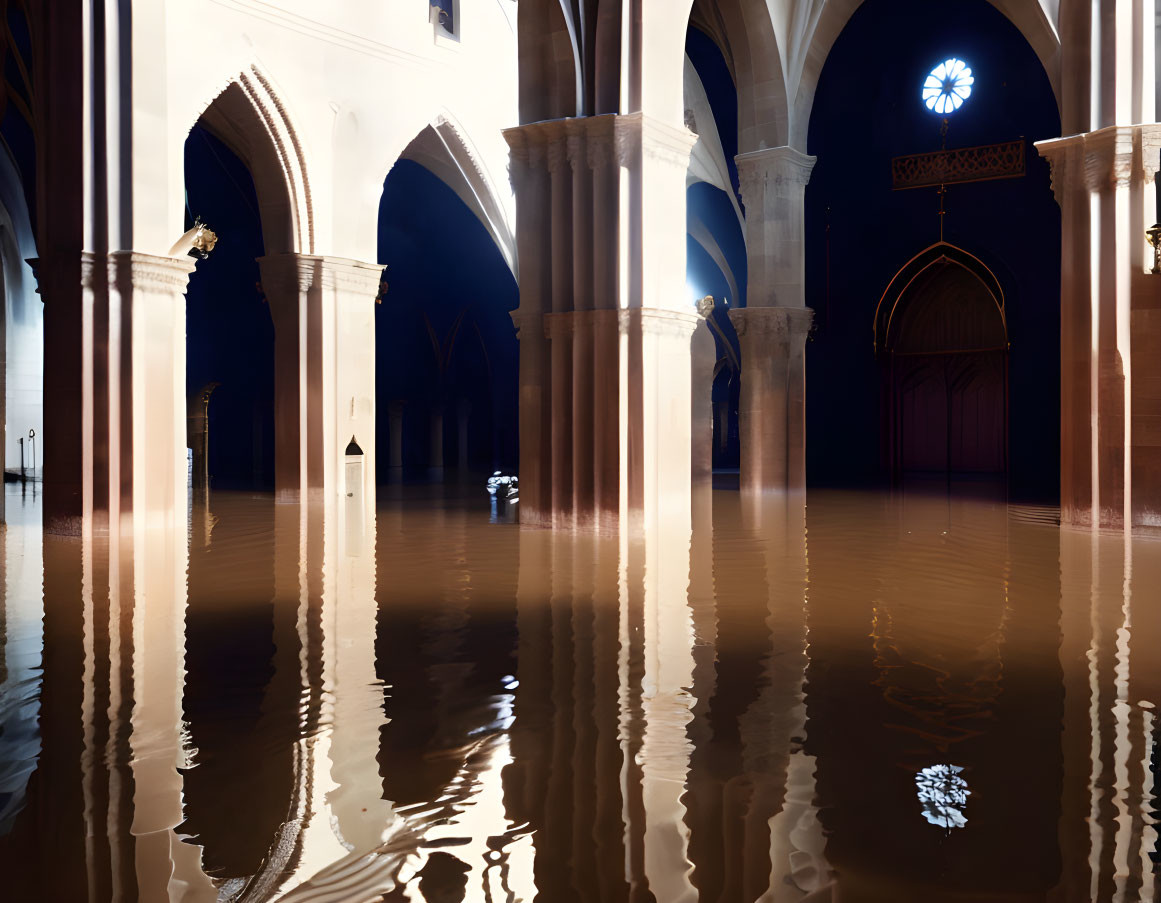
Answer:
[504,114,699,532]
[39,253,197,534]
[1037,124,1161,528]
[387,400,405,481]
[0,261,4,524]
[714,400,729,453]
[728,307,813,496]
[187,382,218,501]
[259,254,380,517]
[691,299,716,482]
[736,147,816,310]
[428,404,444,480]
[731,147,816,496]
[506,135,552,524]
[456,398,470,473]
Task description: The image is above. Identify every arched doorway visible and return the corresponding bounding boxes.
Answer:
[376,117,518,486]
[876,243,1009,484]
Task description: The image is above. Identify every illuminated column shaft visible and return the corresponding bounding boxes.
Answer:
[731,148,816,496]
[729,307,813,496]
[107,256,214,896]
[259,255,380,518]
[1037,0,1159,529]
[506,115,698,531]
[23,236,219,890]
[37,253,195,534]
[736,148,815,312]
[691,315,716,481]
[1037,125,1161,528]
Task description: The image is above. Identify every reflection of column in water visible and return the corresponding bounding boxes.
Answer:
[638,511,698,903]
[333,500,529,898]
[592,528,628,899]
[277,501,411,900]
[268,500,373,893]
[1086,532,1160,902]
[21,519,219,899]
[1111,534,1134,902]
[324,497,396,854]
[127,509,220,901]
[686,490,772,901]
[749,498,829,902]
[1060,524,1096,897]
[0,490,44,840]
[0,534,86,900]
[181,498,293,890]
[544,527,579,898]
[568,530,599,900]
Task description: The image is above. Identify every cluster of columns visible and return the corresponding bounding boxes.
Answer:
[505,112,821,520]
[729,147,817,497]
[1034,0,1161,530]
[505,113,702,531]
[8,495,394,900]
[1037,126,1161,529]
[257,253,380,516]
[39,250,380,535]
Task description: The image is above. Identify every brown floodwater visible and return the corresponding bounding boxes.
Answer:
[0,481,1158,902]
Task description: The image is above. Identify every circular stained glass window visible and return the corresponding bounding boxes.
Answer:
[922,58,974,114]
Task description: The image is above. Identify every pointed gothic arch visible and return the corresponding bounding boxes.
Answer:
[796,0,1061,149]
[399,111,517,277]
[875,242,1010,482]
[189,65,315,257]
[874,241,1007,354]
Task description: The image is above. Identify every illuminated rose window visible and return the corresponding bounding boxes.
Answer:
[922,58,974,114]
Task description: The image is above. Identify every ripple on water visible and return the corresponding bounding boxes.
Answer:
[0,485,1157,901]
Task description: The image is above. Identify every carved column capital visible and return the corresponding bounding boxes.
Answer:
[578,117,616,171]
[543,310,578,339]
[728,306,813,348]
[510,308,543,341]
[1082,126,1136,191]
[79,251,99,291]
[546,138,568,175]
[612,112,697,170]
[107,251,197,296]
[258,253,315,293]
[734,146,817,208]
[505,123,550,189]
[315,256,384,296]
[257,254,382,298]
[1037,123,1161,203]
[626,307,701,339]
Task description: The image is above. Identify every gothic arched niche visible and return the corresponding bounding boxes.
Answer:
[876,244,1009,481]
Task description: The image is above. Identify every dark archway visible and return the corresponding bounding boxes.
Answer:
[376,157,518,484]
[876,244,1008,482]
[184,124,274,491]
[178,79,307,881]
[804,0,1061,502]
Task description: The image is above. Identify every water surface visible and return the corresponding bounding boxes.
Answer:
[0,482,1158,901]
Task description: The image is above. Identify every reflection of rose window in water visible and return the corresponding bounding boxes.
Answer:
[915,764,970,830]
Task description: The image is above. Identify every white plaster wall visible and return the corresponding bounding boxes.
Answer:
[142,0,518,264]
